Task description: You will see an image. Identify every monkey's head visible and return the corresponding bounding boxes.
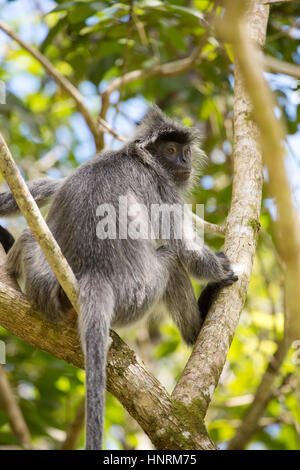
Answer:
[132,106,204,187]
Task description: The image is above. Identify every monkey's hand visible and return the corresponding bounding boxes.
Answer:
[197,253,238,333]
[216,252,238,285]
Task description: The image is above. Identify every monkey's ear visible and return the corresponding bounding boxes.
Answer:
[141,105,165,124]
[133,105,163,147]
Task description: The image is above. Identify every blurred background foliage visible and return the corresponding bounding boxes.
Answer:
[0,0,299,450]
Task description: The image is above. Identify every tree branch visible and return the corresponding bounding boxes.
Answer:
[264,55,300,80]
[100,45,204,121]
[191,211,226,236]
[0,364,33,449]
[263,0,295,4]
[0,20,125,150]
[171,0,267,418]
[60,398,85,450]
[99,3,221,123]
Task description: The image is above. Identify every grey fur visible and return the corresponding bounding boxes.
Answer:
[1,106,237,449]
[0,178,65,217]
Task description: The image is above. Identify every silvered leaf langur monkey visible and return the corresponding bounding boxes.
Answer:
[0,106,237,449]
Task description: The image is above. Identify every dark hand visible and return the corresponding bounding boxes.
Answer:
[216,252,238,285]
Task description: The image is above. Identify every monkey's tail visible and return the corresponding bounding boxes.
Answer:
[0,177,64,217]
[78,277,114,450]
[0,225,15,253]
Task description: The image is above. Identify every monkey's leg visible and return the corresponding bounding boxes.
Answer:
[163,260,200,346]
[7,229,70,321]
[113,245,174,326]
[5,230,27,278]
[0,225,15,253]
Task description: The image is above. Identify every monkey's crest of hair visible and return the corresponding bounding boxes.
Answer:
[132,105,206,190]
[133,105,198,147]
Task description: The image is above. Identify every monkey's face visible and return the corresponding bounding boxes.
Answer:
[155,140,192,182]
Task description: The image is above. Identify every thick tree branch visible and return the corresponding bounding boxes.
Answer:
[171,0,267,418]
[0,20,125,150]
[227,339,290,449]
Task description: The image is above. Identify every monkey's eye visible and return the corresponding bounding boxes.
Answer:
[184,148,191,159]
[167,144,176,155]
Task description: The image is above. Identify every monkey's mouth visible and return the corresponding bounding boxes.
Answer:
[175,170,191,181]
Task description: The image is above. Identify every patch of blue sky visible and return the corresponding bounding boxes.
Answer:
[248,442,268,450]
[7,73,41,99]
[55,125,73,149]
[263,198,277,221]
[104,96,148,149]
[119,96,148,122]
[47,167,63,179]
[201,175,214,190]
[0,0,55,18]
[85,15,100,27]
[70,113,96,163]
[0,0,55,45]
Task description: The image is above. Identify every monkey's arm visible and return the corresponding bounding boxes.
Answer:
[177,237,238,284]
[0,177,65,217]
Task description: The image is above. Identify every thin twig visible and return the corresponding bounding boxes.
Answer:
[0,20,125,150]
[263,0,295,4]
[100,45,204,121]
[228,339,290,449]
[0,365,33,449]
[264,55,300,80]
[60,398,85,450]
[191,211,226,236]
[99,3,220,123]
